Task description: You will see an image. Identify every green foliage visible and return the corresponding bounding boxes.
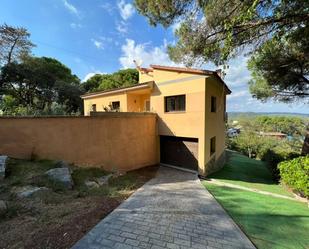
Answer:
[0,56,83,115]
[82,69,139,93]
[227,115,305,180]
[248,32,309,102]
[255,116,306,136]
[279,156,309,197]
[134,0,309,102]
[231,131,261,158]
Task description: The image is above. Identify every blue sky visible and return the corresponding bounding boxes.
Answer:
[1,0,308,113]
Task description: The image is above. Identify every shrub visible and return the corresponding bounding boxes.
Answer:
[278,156,309,198]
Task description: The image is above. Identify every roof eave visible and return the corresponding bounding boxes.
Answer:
[81,81,153,99]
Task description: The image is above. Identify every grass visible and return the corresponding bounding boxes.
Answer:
[208,151,294,197]
[204,182,309,249]
[71,167,108,186]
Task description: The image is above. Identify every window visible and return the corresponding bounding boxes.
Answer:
[210,136,216,156]
[91,104,96,112]
[165,95,186,112]
[211,96,216,112]
[111,101,120,111]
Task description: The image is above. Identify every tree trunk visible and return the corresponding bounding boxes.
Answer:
[301,132,309,155]
[248,148,252,158]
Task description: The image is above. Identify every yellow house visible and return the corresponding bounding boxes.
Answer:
[81,65,231,176]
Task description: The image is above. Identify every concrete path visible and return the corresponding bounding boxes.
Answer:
[207,178,308,203]
[72,167,255,249]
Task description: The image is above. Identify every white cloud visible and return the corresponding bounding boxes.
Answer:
[63,0,79,16]
[91,39,104,49]
[70,23,82,29]
[82,71,106,82]
[91,37,114,50]
[116,21,128,33]
[117,0,135,20]
[227,90,248,99]
[119,39,182,68]
[100,3,114,14]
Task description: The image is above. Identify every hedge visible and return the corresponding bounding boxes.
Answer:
[278,156,309,198]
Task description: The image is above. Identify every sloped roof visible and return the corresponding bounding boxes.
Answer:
[81,81,154,99]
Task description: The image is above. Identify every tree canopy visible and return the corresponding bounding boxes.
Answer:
[134,0,309,102]
[82,69,139,93]
[0,23,35,65]
[0,56,83,114]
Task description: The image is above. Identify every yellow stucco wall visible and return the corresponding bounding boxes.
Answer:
[139,70,154,83]
[0,115,158,172]
[83,92,127,115]
[150,69,207,174]
[204,76,227,175]
[127,93,150,112]
[82,68,228,176]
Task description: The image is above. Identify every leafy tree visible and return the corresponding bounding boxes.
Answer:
[82,69,138,92]
[233,131,261,158]
[0,23,35,65]
[0,56,83,114]
[82,74,104,92]
[248,30,309,102]
[134,0,309,101]
[255,116,306,136]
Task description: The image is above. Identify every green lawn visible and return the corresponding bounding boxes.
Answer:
[208,151,294,197]
[204,183,309,249]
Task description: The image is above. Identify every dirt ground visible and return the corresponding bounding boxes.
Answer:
[0,159,158,249]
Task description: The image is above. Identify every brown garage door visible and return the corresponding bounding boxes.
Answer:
[160,136,198,171]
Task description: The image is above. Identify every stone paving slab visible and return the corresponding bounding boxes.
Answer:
[72,166,255,249]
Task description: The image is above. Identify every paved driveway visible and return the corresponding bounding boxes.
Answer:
[72,166,255,249]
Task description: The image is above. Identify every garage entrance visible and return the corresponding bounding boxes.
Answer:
[160,136,198,171]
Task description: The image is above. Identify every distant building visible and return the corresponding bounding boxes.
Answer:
[259,132,287,139]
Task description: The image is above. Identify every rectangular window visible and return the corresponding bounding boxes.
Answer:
[91,104,96,112]
[211,96,216,112]
[165,95,186,112]
[210,136,216,156]
[111,101,120,111]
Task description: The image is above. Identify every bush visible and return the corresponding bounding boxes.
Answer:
[279,156,309,198]
[261,145,300,181]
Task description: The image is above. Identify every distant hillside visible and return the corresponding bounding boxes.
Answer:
[228,112,309,120]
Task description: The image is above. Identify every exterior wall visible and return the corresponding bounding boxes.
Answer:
[0,114,158,172]
[127,94,150,112]
[150,69,207,174]
[83,93,127,115]
[139,71,154,83]
[204,76,227,175]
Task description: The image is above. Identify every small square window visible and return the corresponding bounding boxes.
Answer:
[111,101,120,111]
[210,136,216,156]
[211,96,216,112]
[165,95,186,112]
[91,104,96,112]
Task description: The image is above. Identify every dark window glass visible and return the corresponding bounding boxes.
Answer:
[112,101,120,110]
[211,96,216,112]
[165,95,186,112]
[92,104,96,112]
[210,136,216,155]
